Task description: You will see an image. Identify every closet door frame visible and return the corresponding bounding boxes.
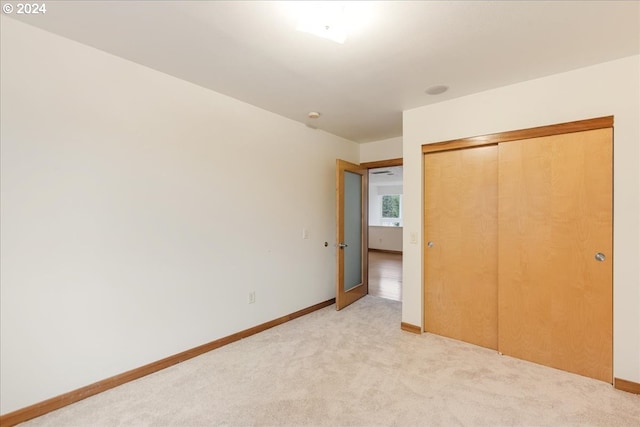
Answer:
[421,116,612,155]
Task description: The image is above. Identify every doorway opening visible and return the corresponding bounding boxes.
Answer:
[367,165,403,302]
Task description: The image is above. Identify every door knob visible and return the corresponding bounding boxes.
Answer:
[427,241,434,248]
[595,252,606,262]
[338,243,348,249]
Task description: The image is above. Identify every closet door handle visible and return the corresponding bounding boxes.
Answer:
[595,252,606,262]
[427,241,434,248]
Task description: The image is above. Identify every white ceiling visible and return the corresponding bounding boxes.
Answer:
[370,166,403,185]
[7,1,639,143]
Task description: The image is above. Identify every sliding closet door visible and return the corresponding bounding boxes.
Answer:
[424,146,498,350]
[498,128,613,382]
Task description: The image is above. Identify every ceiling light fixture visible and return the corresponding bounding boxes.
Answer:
[295,2,372,44]
[308,111,321,119]
[425,85,449,95]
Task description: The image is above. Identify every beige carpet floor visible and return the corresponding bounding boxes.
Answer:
[22,296,640,426]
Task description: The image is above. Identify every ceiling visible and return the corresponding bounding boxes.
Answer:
[6,1,639,143]
[369,166,403,185]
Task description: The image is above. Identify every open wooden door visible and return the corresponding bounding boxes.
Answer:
[336,159,368,310]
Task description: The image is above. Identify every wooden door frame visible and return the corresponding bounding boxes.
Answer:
[361,159,404,259]
[361,158,403,169]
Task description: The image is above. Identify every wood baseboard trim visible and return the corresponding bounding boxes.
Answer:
[368,249,402,255]
[401,322,421,334]
[0,298,336,427]
[614,377,640,394]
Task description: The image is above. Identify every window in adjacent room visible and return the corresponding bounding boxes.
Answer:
[382,194,401,220]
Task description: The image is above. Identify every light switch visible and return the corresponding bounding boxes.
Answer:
[302,228,309,239]
[410,232,418,244]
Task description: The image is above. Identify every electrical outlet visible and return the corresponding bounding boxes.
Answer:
[302,228,309,239]
[249,291,256,304]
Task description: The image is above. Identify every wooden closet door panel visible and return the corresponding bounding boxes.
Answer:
[424,145,498,350]
[498,128,612,382]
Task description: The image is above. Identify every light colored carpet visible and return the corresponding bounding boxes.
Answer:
[22,296,640,426]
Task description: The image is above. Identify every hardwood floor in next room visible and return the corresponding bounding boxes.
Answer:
[368,250,402,302]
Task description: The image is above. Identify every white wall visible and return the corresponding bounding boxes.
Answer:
[368,227,403,252]
[0,17,359,414]
[359,136,402,163]
[403,56,640,383]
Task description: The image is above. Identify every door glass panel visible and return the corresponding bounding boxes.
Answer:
[344,170,362,291]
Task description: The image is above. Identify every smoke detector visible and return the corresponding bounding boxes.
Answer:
[308,111,321,119]
[425,85,449,95]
